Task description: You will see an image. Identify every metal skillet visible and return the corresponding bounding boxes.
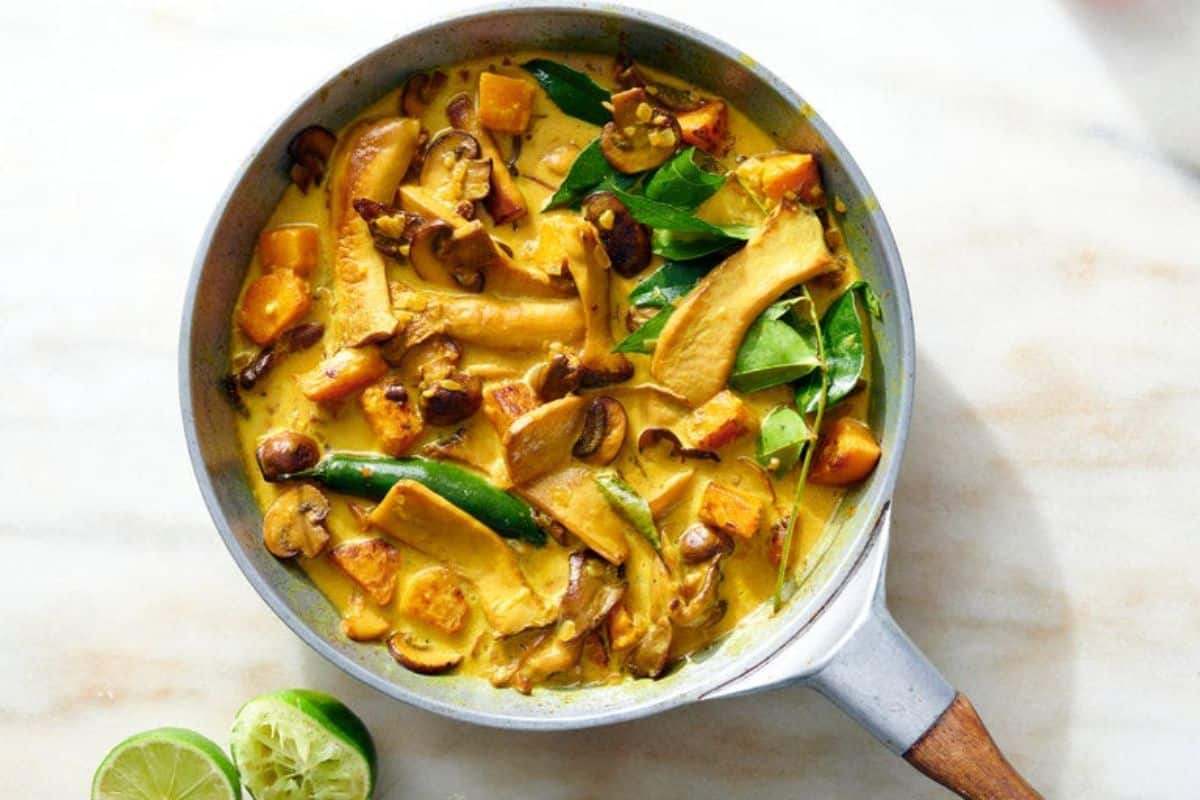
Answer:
[180,4,1041,796]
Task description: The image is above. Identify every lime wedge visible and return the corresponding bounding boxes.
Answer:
[230,689,376,800]
[91,727,241,800]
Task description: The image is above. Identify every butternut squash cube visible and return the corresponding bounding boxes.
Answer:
[809,417,881,486]
[607,601,640,651]
[258,223,319,276]
[360,380,424,456]
[686,390,756,450]
[676,101,729,154]
[698,480,762,539]
[760,152,823,203]
[482,380,540,435]
[299,347,388,402]
[340,591,391,641]
[478,72,536,134]
[330,538,401,606]
[400,566,470,634]
[237,269,312,346]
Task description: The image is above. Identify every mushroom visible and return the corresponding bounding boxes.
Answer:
[262,485,331,559]
[237,322,324,389]
[670,556,727,629]
[600,88,681,174]
[626,618,673,678]
[615,60,705,112]
[582,192,652,278]
[637,427,720,462]
[387,630,463,675]
[352,198,423,259]
[533,350,582,401]
[572,396,627,466]
[408,219,493,292]
[559,551,626,642]
[256,431,321,482]
[393,286,585,351]
[419,129,492,215]
[401,70,447,118]
[287,125,337,192]
[677,523,733,564]
[558,220,633,388]
[419,369,483,426]
[445,92,527,225]
[502,395,589,484]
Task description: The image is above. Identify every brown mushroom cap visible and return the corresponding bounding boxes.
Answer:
[678,523,734,564]
[387,630,463,675]
[615,60,706,112]
[419,128,492,208]
[420,370,483,426]
[401,70,447,117]
[256,431,321,481]
[353,198,424,259]
[582,192,652,278]
[600,88,681,174]
[262,484,331,559]
[572,396,628,466]
[559,551,626,642]
[407,220,492,292]
[287,125,337,192]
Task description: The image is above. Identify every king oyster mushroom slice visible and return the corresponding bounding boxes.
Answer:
[408,219,493,292]
[262,484,331,559]
[557,219,633,387]
[600,87,681,174]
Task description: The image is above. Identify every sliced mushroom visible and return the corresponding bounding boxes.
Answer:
[600,88,681,174]
[615,60,706,112]
[677,523,733,564]
[558,220,633,387]
[262,484,330,559]
[237,322,325,389]
[401,70,447,118]
[287,125,337,192]
[445,92,527,225]
[419,369,482,426]
[352,198,423,259]
[393,287,585,351]
[670,557,727,629]
[419,129,492,214]
[626,617,673,678]
[582,192,651,277]
[256,431,321,482]
[533,351,582,401]
[408,219,490,292]
[502,395,589,484]
[637,427,720,462]
[517,466,631,565]
[559,551,626,642]
[572,396,627,466]
[387,630,463,675]
[647,469,695,519]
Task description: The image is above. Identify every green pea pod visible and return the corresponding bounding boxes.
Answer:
[284,453,546,546]
[593,472,661,551]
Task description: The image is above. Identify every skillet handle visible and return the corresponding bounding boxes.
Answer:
[807,574,1042,799]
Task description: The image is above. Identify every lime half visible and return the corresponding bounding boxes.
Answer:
[91,727,241,800]
[230,689,376,800]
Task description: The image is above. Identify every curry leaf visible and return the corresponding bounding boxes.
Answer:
[613,305,674,353]
[651,229,743,260]
[605,188,739,235]
[756,406,811,474]
[730,311,820,393]
[627,255,722,308]
[794,281,880,414]
[521,59,611,126]
[542,139,616,210]
[594,472,661,551]
[644,147,726,210]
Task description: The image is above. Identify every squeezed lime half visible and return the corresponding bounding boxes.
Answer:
[230,689,376,800]
[91,727,241,800]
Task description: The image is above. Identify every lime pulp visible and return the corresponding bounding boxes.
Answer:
[91,727,241,800]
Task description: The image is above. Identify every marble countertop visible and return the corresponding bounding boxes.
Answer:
[3,0,1197,796]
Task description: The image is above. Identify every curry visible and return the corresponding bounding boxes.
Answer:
[227,51,882,692]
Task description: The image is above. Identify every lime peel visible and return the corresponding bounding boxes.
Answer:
[91,727,241,800]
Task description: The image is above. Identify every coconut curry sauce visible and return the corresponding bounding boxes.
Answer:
[229,52,882,691]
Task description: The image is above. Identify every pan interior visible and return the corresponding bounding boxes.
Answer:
[181,3,913,729]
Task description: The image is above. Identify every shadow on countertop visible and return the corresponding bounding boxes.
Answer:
[299,353,1075,800]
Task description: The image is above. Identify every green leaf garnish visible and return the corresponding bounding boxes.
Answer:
[627,255,721,308]
[756,406,811,474]
[730,300,820,393]
[542,139,616,211]
[521,59,611,126]
[594,472,661,551]
[613,305,674,354]
[650,229,743,260]
[794,281,881,414]
[643,147,726,210]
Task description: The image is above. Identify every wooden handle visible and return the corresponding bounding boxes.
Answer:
[904,693,1042,800]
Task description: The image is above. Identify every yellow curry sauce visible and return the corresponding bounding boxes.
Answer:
[229,52,876,691]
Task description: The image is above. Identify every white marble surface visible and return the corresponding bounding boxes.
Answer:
[3,0,1198,796]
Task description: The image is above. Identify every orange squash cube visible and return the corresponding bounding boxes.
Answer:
[400,566,470,634]
[676,101,729,154]
[760,153,823,203]
[258,223,319,276]
[686,390,756,450]
[478,72,536,134]
[698,480,762,539]
[809,417,881,486]
[360,380,424,456]
[299,347,388,402]
[236,269,312,346]
[330,538,401,606]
